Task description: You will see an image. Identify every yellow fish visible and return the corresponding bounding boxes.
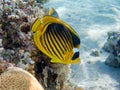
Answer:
[31,16,80,64]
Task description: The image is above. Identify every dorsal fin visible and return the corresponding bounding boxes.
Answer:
[31,18,41,33]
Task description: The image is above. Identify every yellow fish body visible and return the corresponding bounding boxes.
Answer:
[31,16,80,64]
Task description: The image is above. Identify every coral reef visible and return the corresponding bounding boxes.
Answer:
[103,31,120,67]
[0,0,44,76]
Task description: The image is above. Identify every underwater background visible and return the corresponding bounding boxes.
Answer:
[44,0,120,90]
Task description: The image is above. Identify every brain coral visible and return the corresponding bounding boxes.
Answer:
[0,67,44,90]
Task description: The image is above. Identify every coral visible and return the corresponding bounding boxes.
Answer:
[0,67,44,90]
[30,46,71,89]
[0,0,44,80]
[20,22,30,34]
[34,58,70,90]
[0,0,45,68]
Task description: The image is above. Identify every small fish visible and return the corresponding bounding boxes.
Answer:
[48,8,59,18]
[31,16,80,64]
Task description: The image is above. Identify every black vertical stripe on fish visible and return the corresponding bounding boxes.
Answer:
[43,24,58,57]
[51,28,64,58]
[46,29,62,59]
[59,24,73,50]
[42,33,49,53]
[46,26,61,59]
[52,24,66,54]
[49,30,64,60]
[53,25,68,52]
[58,24,73,51]
[40,35,46,50]
[47,24,64,54]
[52,25,64,54]
[47,24,63,60]
[44,32,54,56]
[41,34,49,54]
[45,32,55,57]
[51,23,71,51]
[41,33,52,54]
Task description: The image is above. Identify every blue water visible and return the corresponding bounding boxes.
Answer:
[44,0,120,90]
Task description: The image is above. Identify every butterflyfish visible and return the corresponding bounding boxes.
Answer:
[31,16,80,64]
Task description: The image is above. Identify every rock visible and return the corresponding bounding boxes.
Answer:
[103,31,120,67]
[90,49,100,56]
[105,54,120,67]
[87,60,93,64]
[103,31,120,54]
